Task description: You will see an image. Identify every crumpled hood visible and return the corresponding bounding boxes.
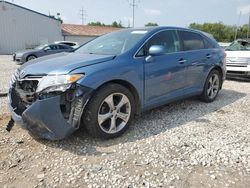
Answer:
[19,52,115,77]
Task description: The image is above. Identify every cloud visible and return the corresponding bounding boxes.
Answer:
[144,9,162,16]
[237,4,250,15]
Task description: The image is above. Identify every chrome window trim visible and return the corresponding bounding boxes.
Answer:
[133,29,215,59]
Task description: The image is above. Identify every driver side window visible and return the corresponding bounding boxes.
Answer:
[43,46,51,51]
[136,30,180,57]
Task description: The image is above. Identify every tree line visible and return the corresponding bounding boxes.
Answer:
[87,21,159,28]
[87,21,250,42]
[189,22,249,42]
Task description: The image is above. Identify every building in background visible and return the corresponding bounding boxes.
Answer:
[62,24,120,45]
[0,1,62,54]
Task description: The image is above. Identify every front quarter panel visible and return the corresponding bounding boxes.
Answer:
[71,56,144,103]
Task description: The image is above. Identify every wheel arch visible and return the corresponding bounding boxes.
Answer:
[93,79,142,115]
[26,54,37,62]
[211,65,223,89]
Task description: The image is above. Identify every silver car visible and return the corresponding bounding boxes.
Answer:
[13,44,74,65]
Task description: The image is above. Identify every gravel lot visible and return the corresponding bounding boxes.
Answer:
[0,55,249,188]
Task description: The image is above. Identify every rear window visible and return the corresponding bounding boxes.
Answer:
[226,41,250,51]
[203,37,215,49]
[179,31,205,51]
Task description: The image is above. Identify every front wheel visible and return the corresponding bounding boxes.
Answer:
[83,83,135,139]
[27,55,37,62]
[200,69,221,103]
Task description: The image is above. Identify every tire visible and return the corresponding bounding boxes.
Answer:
[83,83,135,139]
[200,69,222,103]
[26,55,37,62]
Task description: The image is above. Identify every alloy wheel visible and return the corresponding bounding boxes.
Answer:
[98,93,131,134]
[27,56,36,61]
[207,74,220,99]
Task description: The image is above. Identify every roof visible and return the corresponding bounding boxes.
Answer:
[61,24,121,37]
[0,0,61,22]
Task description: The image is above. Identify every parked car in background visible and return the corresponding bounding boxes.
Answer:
[13,44,74,65]
[218,42,231,49]
[54,41,79,49]
[225,39,250,78]
[8,27,226,140]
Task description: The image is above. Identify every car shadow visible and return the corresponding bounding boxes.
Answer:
[226,77,250,82]
[40,89,246,156]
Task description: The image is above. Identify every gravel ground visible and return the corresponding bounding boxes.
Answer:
[0,56,250,188]
[0,56,19,113]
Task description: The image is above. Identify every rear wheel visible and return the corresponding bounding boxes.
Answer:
[200,69,221,103]
[27,55,37,62]
[83,83,135,139]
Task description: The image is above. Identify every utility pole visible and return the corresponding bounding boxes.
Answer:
[247,12,250,39]
[79,7,87,25]
[129,0,139,28]
[234,11,242,40]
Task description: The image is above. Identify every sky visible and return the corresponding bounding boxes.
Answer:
[5,0,250,27]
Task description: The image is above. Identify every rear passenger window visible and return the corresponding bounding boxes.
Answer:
[179,31,205,51]
[203,37,215,49]
[49,45,59,50]
[59,45,67,49]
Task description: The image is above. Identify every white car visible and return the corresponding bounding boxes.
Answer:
[225,39,250,78]
[219,42,230,49]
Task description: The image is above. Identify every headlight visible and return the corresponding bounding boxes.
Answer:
[15,53,23,57]
[36,74,84,93]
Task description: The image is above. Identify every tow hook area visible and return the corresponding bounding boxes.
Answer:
[6,118,15,132]
[8,84,94,140]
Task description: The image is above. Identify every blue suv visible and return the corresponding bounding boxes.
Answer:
[8,27,226,140]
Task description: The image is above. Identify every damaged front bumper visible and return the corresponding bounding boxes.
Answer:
[8,79,94,140]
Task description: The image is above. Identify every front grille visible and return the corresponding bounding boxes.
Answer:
[10,70,44,106]
[227,71,249,75]
[226,63,248,67]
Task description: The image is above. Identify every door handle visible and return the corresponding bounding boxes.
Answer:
[192,62,199,66]
[178,58,187,64]
[206,54,212,59]
[192,62,205,66]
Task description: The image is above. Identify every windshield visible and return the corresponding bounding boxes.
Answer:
[75,29,148,55]
[35,44,47,50]
[226,41,250,51]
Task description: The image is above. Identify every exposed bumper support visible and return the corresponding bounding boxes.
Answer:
[8,85,94,140]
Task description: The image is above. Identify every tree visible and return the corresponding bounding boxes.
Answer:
[145,22,158,27]
[49,15,63,23]
[111,21,123,28]
[88,21,106,27]
[88,21,124,28]
[189,22,249,42]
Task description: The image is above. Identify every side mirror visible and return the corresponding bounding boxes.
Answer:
[148,45,166,56]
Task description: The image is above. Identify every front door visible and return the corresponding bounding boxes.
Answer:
[143,30,187,106]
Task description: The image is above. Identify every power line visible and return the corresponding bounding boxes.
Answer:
[79,7,87,25]
[129,0,139,28]
[247,12,250,39]
[234,11,242,40]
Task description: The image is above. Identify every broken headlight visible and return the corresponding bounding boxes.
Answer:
[36,74,84,93]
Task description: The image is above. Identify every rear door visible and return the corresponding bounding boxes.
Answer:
[142,30,187,106]
[178,31,214,89]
